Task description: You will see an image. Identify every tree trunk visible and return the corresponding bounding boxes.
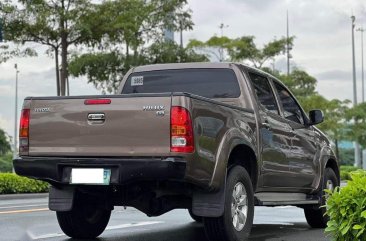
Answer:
[60,0,67,96]
[55,47,60,96]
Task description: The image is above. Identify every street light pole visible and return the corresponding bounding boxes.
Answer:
[351,16,361,168]
[13,64,19,159]
[357,27,365,102]
[287,10,291,76]
[357,26,366,169]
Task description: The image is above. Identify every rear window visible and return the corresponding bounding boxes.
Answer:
[121,68,241,98]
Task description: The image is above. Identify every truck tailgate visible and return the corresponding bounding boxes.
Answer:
[28,95,171,156]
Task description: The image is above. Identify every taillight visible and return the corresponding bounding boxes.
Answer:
[19,109,30,154]
[170,106,194,153]
[84,99,111,105]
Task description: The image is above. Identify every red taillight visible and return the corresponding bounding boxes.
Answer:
[170,106,194,153]
[84,99,111,105]
[20,109,30,138]
[19,109,30,154]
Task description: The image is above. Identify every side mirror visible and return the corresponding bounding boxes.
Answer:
[309,109,324,125]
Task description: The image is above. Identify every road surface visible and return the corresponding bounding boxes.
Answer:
[0,194,330,241]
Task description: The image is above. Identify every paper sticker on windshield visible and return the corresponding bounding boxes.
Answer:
[131,76,144,86]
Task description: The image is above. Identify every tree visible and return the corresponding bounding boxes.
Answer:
[1,0,99,96]
[187,36,231,61]
[188,35,293,67]
[147,40,208,64]
[345,103,366,149]
[69,0,195,93]
[280,69,317,99]
[0,153,12,173]
[69,41,208,93]
[0,128,11,156]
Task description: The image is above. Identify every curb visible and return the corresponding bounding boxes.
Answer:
[0,193,48,201]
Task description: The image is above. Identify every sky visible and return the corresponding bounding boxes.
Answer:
[0,0,366,140]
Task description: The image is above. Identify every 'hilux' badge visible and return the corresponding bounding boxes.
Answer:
[143,105,165,111]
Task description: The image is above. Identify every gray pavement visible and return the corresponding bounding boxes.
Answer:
[0,195,330,241]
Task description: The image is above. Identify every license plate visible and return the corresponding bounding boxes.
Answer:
[70,168,111,185]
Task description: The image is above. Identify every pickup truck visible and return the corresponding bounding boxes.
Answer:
[14,63,339,241]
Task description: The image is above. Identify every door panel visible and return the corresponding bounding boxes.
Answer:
[245,71,294,188]
[288,125,318,189]
[260,111,294,188]
[272,81,317,190]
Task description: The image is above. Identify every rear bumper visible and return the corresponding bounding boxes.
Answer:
[13,156,186,185]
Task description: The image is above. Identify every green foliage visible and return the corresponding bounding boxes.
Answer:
[339,149,355,166]
[1,0,193,95]
[0,173,48,194]
[280,69,317,99]
[147,41,208,64]
[0,153,12,173]
[68,0,195,93]
[69,52,126,93]
[69,41,207,93]
[340,166,359,181]
[325,171,366,240]
[0,128,11,155]
[188,35,293,67]
[345,103,366,149]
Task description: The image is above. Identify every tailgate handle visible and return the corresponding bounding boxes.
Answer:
[88,113,105,123]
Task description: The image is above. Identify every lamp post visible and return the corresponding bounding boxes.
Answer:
[13,64,19,159]
[357,26,366,169]
[286,10,292,76]
[351,16,361,168]
[357,27,365,102]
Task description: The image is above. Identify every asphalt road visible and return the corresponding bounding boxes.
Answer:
[0,194,330,241]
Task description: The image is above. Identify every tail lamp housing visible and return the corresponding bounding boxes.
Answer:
[19,109,30,154]
[170,106,194,153]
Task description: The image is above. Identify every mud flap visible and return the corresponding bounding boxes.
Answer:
[192,179,226,217]
[49,186,75,211]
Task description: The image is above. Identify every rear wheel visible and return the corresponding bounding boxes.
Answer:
[203,166,254,241]
[56,203,111,239]
[304,167,338,228]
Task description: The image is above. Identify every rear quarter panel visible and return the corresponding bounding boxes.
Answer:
[173,95,257,190]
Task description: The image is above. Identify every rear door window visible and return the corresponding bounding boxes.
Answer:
[273,82,305,125]
[122,68,241,98]
[248,72,279,115]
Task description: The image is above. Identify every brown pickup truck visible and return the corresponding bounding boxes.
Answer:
[14,63,339,241]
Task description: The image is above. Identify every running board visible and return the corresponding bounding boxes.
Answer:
[254,192,320,206]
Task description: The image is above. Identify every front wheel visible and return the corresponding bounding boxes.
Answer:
[304,167,338,228]
[56,204,111,239]
[203,166,254,241]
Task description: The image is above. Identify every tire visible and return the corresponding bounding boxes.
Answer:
[56,203,111,239]
[188,208,203,222]
[203,166,254,241]
[304,167,338,228]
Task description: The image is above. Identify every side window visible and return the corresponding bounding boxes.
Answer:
[273,82,304,125]
[248,73,279,115]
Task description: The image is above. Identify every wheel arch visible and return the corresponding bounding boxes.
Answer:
[325,158,340,186]
[227,144,258,190]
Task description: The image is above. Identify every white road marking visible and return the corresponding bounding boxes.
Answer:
[0,204,47,210]
[29,221,164,240]
[0,208,49,215]
[106,221,164,230]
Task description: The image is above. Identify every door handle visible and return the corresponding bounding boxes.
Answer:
[262,121,271,130]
